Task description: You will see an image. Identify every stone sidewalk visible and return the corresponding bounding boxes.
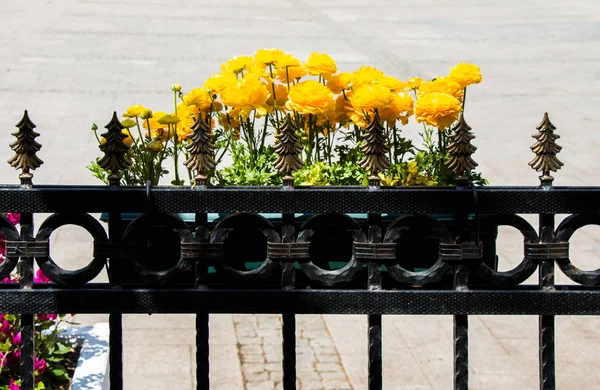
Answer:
[2,0,600,389]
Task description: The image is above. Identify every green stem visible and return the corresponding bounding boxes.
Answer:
[462,87,467,111]
[268,65,280,125]
[392,126,398,164]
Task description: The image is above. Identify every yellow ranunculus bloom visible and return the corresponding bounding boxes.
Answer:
[204,72,237,95]
[100,129,134,147]
[378,92,414,126]
[414,92,462,130]
[220,77,270,119]
[254,48,285,67]
[221,55,253,75]
[285,80,335,115]
[304,53,337,76]
[350,84,395,111]
[266,83,289,111]
[175,103,200,142]
[333,93,351,126]
[351,66,385,88]
[146,138,164,153]
[378,75,405,92]
[123,104,148,118]
[218,111,241,140]
[406,77,422,90]
[325,72,353,94]
[120,119,137,129]
[183,88,213,112]
[276,65,307,84]
[449,63,482,88]
[275,53,301,69]
[418,76,463,100]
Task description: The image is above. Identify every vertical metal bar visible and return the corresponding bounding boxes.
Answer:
[195,212,210,390]
[453,263,469,390]
[19,211,34,390]
[281,214,296,390]
[539,213,555,390]
[108,205,123,390]
[367,216,382,390]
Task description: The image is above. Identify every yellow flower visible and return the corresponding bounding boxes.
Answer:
[123,104,148,118]
[414,92,462,130]
[378,92,414,126]
[378,75,405,92]
[449,63,482,88]
[175,103,199,141]
[304,53,337,76]
[171,84,181,92]
[276,65,307,84]
[221,55,253,75]
[266,83,289,111]
[183,88,213,112]
[221,77,270,118]
[333,93,351,126]
[325,72,353,94]
[100,130,134,147]
[275,53,301,69]
[285,80,335,115]
[350,84,395,111]
[406,77,422,90]
[204,72,237,95]
[351,66,385,88]
[120,119,137,128]
[418,76,463,100]
[254,48,285,67]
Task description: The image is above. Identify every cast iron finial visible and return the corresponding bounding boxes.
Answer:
[274,114,304,186]
[358,110,390,186]
[184,114,216,187]
[446,113,478,187]
[98,111,132,186]
[529,112,563,186]
[8,110,43,186]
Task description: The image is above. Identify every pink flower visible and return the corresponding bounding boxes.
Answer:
[34,356,47,375]
[7,213,20,226]
[12,331,21,345]
[9,379,20,390]
[0,351,6,367]
[0,320,11,335]
[34,269,51,284]
[36,313,58,321]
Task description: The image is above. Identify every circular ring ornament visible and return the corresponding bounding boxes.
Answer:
[0,214,20,280]
[35,213,108,286]
[123,212,192,285]
[384,215,453,286]
[210,213,280,280]
[474,214,539,285]
[554,214,600,286]
[297,213,367,286]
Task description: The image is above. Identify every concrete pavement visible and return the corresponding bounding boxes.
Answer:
[2,0,600,388]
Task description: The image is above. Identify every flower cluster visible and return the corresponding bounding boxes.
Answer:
[0,213,75,390]
[89,49,484,187]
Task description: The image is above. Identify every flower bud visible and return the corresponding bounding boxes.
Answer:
[146,138,164,153]
[140,109,153,120]
[171,84,181,92]
[91,123,98,131]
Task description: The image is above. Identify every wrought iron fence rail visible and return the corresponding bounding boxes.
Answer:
[1,185,600,213]
[0,288,600,315]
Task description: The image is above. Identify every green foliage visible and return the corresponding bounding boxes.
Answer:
[293,161,367,186]
[217,143,281,186]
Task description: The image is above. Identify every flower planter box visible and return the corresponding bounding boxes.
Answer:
[57,323,110,390]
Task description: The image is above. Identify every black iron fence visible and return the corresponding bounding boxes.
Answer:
[1,111,600,390]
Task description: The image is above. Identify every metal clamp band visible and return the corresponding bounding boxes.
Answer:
[267,242,310,260]
[439,242,483,262]
[353,242,396,261]
[525,242,569,260]
[6,241,49,257]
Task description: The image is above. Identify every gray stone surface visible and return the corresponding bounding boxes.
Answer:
[2,0,600,389]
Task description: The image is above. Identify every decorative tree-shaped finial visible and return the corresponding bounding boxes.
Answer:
[358,110,390,186]
[98,112,132,186]
[529,112,563,186]
[446,113,478,187]
[274,114,304,186]
[8,110,43,185]
[184,114,216,187]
